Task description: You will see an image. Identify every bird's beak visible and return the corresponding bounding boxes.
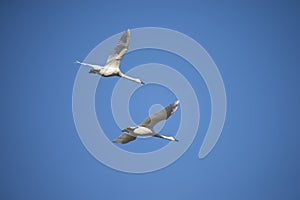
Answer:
[141,81,145,85]
[174,138,179,142]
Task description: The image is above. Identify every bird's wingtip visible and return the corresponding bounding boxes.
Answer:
[170,100,180,115]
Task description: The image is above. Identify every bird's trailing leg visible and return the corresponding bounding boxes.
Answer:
[74,60,102,69]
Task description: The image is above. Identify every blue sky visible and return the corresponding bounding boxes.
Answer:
[1,0,300,199]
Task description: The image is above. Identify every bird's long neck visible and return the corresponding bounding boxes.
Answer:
[161,135,176,141]
[154,134,177,141]
[119,72,143,84]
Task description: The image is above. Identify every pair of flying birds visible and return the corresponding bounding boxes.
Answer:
[75,29,179,144]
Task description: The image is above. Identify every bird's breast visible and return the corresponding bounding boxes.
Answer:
[133,126,153,136]
[100,67,119,77]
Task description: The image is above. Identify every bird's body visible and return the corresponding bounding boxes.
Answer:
[125,126,154,137]
[97,67,119,77]
[113,100,180,144]
[75,29,144,84]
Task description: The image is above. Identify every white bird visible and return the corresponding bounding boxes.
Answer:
[75,29,144,85]
[113,100,180,144]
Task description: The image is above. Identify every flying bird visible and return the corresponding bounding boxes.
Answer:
[75,29,144,84]
[113,100,180,144]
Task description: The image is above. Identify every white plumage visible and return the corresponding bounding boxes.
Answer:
[113,100,180,144]
[75,29,144,84]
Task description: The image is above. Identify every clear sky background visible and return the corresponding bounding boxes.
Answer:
[1,0,300,199]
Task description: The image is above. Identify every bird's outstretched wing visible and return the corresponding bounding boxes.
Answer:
[105,29,130,67]
[139,100,180,129]
[113,132,136,144]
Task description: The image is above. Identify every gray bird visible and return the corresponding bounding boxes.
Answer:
[113,100,180,144]
[75,29,144,84]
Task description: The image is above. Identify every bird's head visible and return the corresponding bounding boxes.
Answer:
[138,79,145,85]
